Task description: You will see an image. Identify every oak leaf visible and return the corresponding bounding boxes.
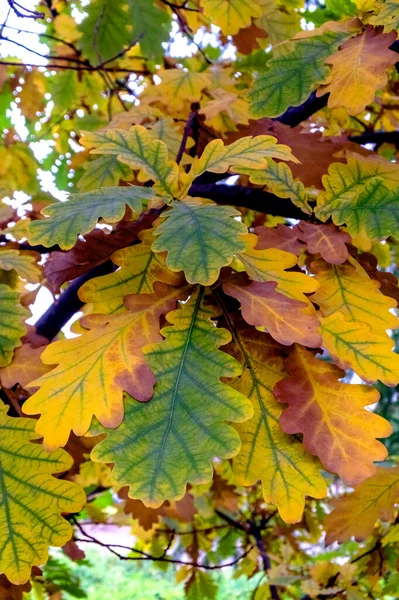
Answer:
[91,288,252,507]
[157,69,211,106]
[223,277,322,347]
[28,186,158,250]
[249,32,346,118]
[151,200,247,285]
[0,403,85,584]
[325,467,399,543]
[297,222,350,264]
[0,343,51,390]
[319,313,399,386]
[274,345,391,486]
[0,285,28,368]
[318,28,398,115]
[221,309,326,523]
[0,249,41,283]
[80,126,180,197]
[200,0,262,35]
[254,223,304,255]
[79,230,182,315]
[23,283,187,449]
[237,233,319,304]
[311,256,398,334]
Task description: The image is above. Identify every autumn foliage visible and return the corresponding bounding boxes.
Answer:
[2,0,399,598]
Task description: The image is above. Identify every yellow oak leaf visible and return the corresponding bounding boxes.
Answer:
[256,0,301,56]
[311,255,398,334]
[325,466,399,543]
[220,308,326,523]
[318,28,398,115]
[319,313,399,386]
[0,403,85,584]
[23,284,188,450]
[157,69,211,107]
[79,230,182,315]
[236,233,319,305]
[199,89,250,133]
[201,0,262,35]
[274,345,391,486]
[224,277,322,347]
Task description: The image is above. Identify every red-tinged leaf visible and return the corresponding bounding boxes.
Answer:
[297,221,350,264]
[254,223,305,255]
[223,278,321,347]
[325,467,399,543]
[0,343,52,390]
[356,251,399,304]
[44,216,155,292]
[274,345,391,486]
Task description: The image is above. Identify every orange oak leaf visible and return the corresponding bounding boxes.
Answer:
[23,283,189,450]
[0,343,52,390]
[254,223,305,255]
[223,277,321,347]
[325,467,399,543]
[297,221,350,264]
[318,28,398,115]
[274,345,391,486]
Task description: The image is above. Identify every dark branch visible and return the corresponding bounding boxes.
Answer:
[7,0,44,19]
[189,183,308,219]
[176,109,198,164]
[349,130,399,146]
[276,91,328,128]
[35,260,115,341]
[0,60,149,74]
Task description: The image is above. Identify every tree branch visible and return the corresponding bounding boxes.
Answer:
[189,183,308,219]
[35,259,115,341]
[349,130,399,146]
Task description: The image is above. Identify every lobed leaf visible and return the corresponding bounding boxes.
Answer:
[220,307,326,523]
[28,186,158,250]
[275,345,391,486]
[297,221,350,264]
[200,0,262,35]
[152,200,247,285]
[79,230,182,315]
[319,313,399,387]
[0,403,85,584]
[0,285,28,368]
[325,467,399,543]
[23,284,187,449]
[91,287,252,507]
[224,277,322,347]
[80,126,180,197]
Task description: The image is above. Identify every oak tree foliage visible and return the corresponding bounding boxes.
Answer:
[2,0,399,597]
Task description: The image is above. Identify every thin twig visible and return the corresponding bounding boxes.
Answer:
[176,109,198,164]
[0,60,149,74]
[7,0,44,19]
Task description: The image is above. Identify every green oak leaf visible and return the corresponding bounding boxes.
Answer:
[91,287,252,507]
[77,156,131,192]
[28,186,159,250]
[151,201,247,285]
[249,33,346,118]
[78,0,131,64]
[0,285,28,367]
[0,403,85,584]
[317,177,399,241]
[127,0,171,63]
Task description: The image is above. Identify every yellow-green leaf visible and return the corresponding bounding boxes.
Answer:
[0,403,85,584]
[91,287,252,507]
[221,308,326,523]
[200,0,262,35]
[0,249,41,283]
[319,313,399,387]
[152,200,247,285]
[23,284,186,449]
[79,230,182,315]
[0,285,28,367]
[28,186,159,250]
[80,125,180,197]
